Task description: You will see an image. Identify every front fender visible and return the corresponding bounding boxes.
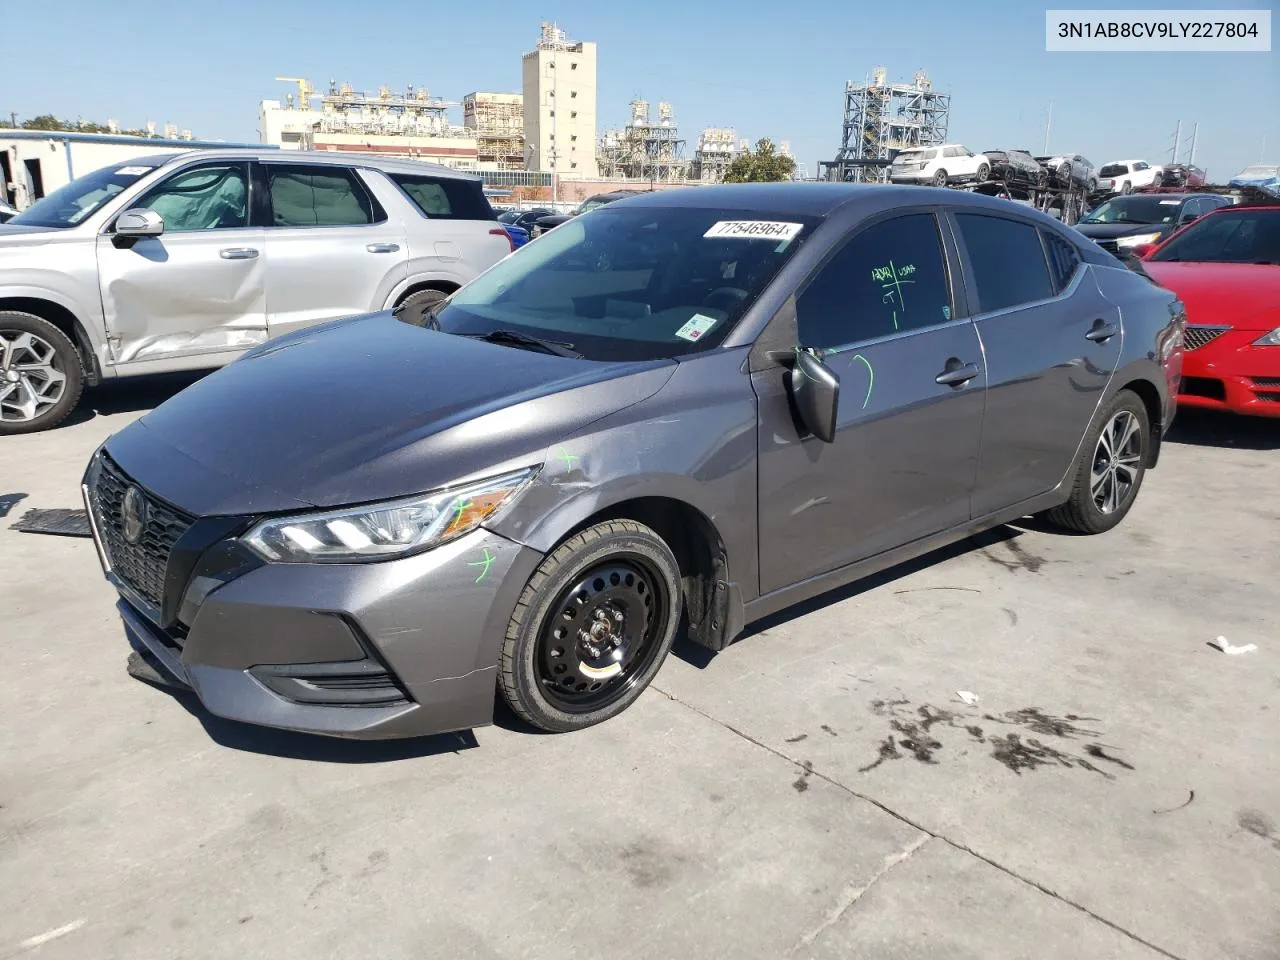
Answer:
[0,280,109,369]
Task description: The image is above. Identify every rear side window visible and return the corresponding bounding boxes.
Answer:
[1040,229,1081,294]
[264,165,379,227]
[955,213,1054,313]
[389,173,495,221]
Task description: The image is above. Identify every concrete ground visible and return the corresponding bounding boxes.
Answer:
[1,376,1277,960]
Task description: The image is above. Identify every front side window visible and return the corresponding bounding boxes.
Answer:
[131,163,248,231]
[796,213,953,350]
[1147,210,1280,265]
[388,173,494,221]
[435,205,819,361]
[9,162,157,228]
[1135,162,1150,171]
[955,213,1054,313]
[264,164,376,226]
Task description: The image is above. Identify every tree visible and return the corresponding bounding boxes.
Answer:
[722,138,797,184]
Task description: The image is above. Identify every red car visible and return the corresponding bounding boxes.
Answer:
[1140,205,1280,417]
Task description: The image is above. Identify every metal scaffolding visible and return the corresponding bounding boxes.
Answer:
[820,68,951,183]
[598,100,690,182]
[691,128,737,182]
[315,80,461,138]
[464,93,525,170]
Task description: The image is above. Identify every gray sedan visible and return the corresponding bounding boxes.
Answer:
[83,184,1185,740]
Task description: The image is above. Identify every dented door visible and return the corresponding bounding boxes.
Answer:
[95,160,268,365]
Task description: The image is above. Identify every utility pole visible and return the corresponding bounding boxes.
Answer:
[1042,102,1053,155]
[8,112,15,129]
[549,25,559,207]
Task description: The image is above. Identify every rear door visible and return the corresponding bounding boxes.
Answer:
[753,210,987,594]
[256,162,408,339]
[96,159,268,364]
[951,212,1122,516]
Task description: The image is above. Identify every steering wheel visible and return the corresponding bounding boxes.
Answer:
[704,286,749,312]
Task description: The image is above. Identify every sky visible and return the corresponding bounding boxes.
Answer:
[4,0,1276,181]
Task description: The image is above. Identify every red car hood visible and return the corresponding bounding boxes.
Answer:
[1142,261,1280,331]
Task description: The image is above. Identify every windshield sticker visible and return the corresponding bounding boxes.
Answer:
[674,314,719,342]
[704,221,804,242]
[1158,199,1181,205]
[114,166,153,177]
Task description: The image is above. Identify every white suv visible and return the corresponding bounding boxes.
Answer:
[0,150,513,433]
[890,144,990,186]
[1096,159,1163,195]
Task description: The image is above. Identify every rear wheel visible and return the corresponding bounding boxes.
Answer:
[498,520,682,733]
[1043,389,1150,534]
[0,311,83,435]
[1120,180,1133,195]
[933,169,949,186]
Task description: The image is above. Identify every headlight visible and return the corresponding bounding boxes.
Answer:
[1116,232,1162,248]
[1254,327,1280,346]
[242,466,538,563]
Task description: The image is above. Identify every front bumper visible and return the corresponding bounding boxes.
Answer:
[84,452,544,739]
[1177,328,1280,418]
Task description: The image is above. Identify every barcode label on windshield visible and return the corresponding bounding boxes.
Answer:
[704,221,804,242]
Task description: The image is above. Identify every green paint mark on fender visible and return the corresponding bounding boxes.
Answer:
[468,547,495,584]
[853,354,874,409]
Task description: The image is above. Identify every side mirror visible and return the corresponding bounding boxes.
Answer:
[115,208,164,238]
[788,349,840,443]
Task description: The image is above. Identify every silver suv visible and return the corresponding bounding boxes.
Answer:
[0,149,513,433]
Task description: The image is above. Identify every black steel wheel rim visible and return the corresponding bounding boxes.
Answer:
[536,556,670,714]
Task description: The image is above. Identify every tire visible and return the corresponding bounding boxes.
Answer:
[395,288,449,328]
[975,163,990,182]
[933,169,948,187]
[1120,180,1133,195]
[498,519,683,733]
[1043,389,1151,535]
[1088,178,1098,194]
[0,311,84,435]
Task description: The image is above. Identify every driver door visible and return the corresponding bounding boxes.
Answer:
[753,211,987,594]
[95,160,268,365]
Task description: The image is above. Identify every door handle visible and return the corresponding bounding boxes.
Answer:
[1086,320,1119,342]
[935,360,980,387]
[219,247,259,260]
[366,242,400,253]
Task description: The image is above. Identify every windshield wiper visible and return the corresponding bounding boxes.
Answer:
[465,329,582,358]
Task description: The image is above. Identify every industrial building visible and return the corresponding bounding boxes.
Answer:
[820,67,951,183]
[522,22,599,179]
[597,100,689,182]
[463,92,525,170]
[0,128,267,210]
[690,129,739,182]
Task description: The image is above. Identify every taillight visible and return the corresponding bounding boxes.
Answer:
[490,227,515,252]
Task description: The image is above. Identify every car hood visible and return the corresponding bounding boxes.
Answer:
[1142,261,1280,330]
[104,312,677,516]
[0,224,63,246]
[1077,222,1169,240]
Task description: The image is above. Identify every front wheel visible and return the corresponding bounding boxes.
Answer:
[1043,390,1150,534]
[498,520,683,733]
[975,163,990,182]
[0,311,84,435]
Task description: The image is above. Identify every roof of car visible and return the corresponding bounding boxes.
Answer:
[609,182,1053,218]
[151,148,480,181]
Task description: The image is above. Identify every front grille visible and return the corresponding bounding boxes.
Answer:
[1096,240,1120,255]
[1183,326,1228,351]
[92,454,194,613]
[1251,376,1280,388]
[1180,376,1226,401]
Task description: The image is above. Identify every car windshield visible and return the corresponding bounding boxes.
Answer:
[1082,196,1184,225]
[434,205,820,361]
[9,162,158,228]
[1148,209,1280,265]
[1099,164,1127,178]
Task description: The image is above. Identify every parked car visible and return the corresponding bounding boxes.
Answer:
[1075,193,1232,256]
[1038,153,1096,191]
[1141,204,1280,417]
[982,149,1048,193]
[0,150,513,434]
[499,207,554,232]
[889,144,990,186]
[0,198,17,223]
[1157,164,1207,189]
[1228,165,1280,198]
[1095,160,1163,195]
[530,192,640,237]
[82,184,1182,741]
